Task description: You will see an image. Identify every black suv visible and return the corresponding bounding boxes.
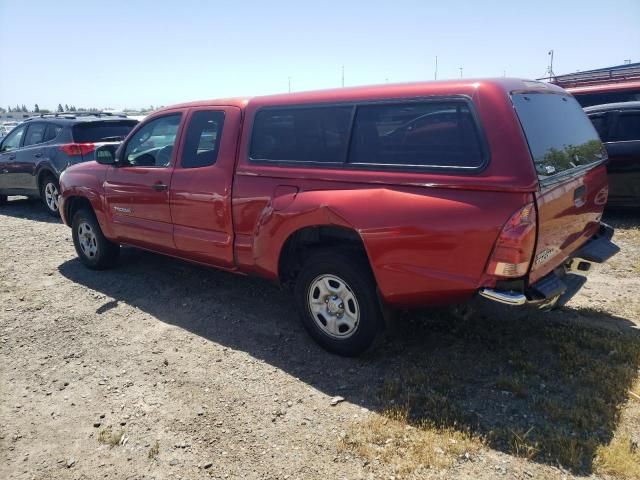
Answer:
[0,113,138,215]
[584,101,640,208]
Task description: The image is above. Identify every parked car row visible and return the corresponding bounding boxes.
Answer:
[47,78,621,356]
[0,113,138,215]
[584,101,640,208]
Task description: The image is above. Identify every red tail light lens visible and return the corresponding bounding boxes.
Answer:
[486,203,537,278]
[59,143,95,157]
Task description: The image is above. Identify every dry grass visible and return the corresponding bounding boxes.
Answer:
[339,407,481,477]
[97,426,124,447]
[148,440,160,459]
[595,434,640,479]
[341,306,640,475]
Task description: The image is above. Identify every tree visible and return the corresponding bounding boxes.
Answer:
[64,104,69,112]
[21,104,27,112]
[7,106,11,112]
[15,104,20,112]
[70,105,77,112]
[34,104,40,113]
[57,104,64,113]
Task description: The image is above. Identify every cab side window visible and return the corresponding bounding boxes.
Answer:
[123,114,182,167]
[181,111,225,168]
[0,125,26,152]
[23,123,47,147]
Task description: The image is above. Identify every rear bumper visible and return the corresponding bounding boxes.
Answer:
[478,223,619,308]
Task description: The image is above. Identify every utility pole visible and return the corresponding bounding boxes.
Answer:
[548,49,555,78]
[459,67,463,78]
[341,66,344,87]
[434,56,438,80]
[288,76,291,93]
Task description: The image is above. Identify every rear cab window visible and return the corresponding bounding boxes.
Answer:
[72,120,138,143]
[511,93,606,180]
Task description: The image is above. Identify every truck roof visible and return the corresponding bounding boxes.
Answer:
[154,78,566,114]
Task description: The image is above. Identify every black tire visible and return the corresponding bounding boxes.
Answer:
[0,194,6,205]
[39,174,61,217]
[293,248,384,356]
[71,208,120,270]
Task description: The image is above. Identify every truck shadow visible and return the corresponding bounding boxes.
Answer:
[0,196,61,224]
[57,245,640,474]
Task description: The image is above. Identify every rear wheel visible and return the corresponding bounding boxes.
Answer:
[39,174,61,217]
[293,249,383,356]
[71,208,120,269]
[0,194,6,205]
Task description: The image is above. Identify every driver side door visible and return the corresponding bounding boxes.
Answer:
[0,124,27,193]
[103,111,185,253]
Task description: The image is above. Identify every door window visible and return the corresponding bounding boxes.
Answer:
[610,112,640,142]
[181,111,225,168]
[23,123,47,146]
[123,114,182,167]
[588,114,609,142]
[0,125,26,152]
[44,124,63,142]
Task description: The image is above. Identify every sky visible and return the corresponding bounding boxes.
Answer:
[1,0,639,111]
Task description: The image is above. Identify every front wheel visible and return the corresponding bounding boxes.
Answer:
[71,208,120,269]
[40,175,61,217]
[294,249,383,356]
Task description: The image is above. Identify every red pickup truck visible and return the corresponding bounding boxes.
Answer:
[59,78,619,356]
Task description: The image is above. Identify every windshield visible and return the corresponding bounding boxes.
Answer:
[511,93,606,179]
[72,120,138,143]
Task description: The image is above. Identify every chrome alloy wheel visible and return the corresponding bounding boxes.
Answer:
[307,274,360,339]
[44,182,59,212]
[77,222,98,258]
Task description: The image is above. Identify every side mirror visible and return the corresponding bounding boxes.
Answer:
[95,144,117,165]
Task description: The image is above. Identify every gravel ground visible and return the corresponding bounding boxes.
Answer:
[1,197,639,480]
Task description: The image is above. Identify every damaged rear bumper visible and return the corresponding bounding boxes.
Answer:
[478,223,619,308]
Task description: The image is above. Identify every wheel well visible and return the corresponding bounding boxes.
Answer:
[278,226,369,287]
[65,196,93,224]
[37,169,56,190]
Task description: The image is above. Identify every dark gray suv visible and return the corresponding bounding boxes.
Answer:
[0,113,138,215]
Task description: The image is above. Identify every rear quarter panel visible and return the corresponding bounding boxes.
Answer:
[233,176,531,306]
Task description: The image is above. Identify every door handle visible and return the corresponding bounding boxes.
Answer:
[151,182,168,191]
[34,152,43,158]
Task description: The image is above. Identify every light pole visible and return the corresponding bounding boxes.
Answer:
[434,56,438,80]
[459,67,463,78]
[341,66,344,88]
[288,76,291,93]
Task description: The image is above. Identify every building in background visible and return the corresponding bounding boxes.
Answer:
[544,62,640,107]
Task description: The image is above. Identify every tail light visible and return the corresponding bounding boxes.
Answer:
[486,203,537,278]
[59,143,95,157]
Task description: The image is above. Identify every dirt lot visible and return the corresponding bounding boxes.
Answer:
[1,198,639,480]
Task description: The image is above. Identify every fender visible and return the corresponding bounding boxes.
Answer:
[59,164,115,239]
